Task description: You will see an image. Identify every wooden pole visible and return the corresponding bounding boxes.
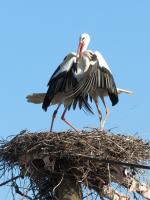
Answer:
[55,175,82,200]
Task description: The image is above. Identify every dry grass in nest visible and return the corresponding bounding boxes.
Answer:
[0,129,150,199]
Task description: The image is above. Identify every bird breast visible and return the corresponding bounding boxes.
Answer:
[74,52,92,80]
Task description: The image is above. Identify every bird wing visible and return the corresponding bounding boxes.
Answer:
[94,51,112,73]
[49,53,77,81]
[95,51,118,105]
[47,53,78,93]
[67,51,119,106]
[42,53,78,111]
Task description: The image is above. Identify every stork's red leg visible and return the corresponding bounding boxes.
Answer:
[61,108,78,132]
[100,96,110,128]
[94,100,103,130]
[50,104,61,132]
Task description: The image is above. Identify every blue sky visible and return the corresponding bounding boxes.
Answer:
[0,1,150,199]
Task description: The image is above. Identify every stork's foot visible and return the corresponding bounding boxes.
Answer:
[50,124,54,132]
[71,127,79,132]
[99,127,104,132]
[99,121,104,131]
[50,127,53,132]
[99,123,105,131]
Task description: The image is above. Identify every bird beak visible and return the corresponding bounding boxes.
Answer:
[76,41,84,58]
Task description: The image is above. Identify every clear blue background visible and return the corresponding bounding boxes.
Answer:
[0,1,150,199]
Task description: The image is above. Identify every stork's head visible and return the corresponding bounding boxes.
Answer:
[77,33,90,58]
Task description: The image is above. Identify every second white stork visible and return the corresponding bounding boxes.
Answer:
[67,33,133,130]
[42,52,93,131]
[26,35,93,132]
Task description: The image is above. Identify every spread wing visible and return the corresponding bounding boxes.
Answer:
[67,51,119,106]
[42,53,93,113]
[42,53,78,111]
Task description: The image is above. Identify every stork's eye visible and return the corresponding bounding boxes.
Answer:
[82,37,85,40]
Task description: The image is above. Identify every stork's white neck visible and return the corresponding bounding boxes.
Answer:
[78,33,91,55]
[82,41,90,52]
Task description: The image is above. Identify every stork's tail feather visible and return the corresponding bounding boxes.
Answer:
[117,88,133,95]
[26,93,46,104]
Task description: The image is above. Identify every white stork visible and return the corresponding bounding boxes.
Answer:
[66,33,133,130]
[26,37,93,132]
[26,33,132,131]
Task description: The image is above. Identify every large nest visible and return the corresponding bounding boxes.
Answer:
[0,130,150,200]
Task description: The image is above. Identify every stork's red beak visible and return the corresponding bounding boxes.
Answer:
[76,41,84,58]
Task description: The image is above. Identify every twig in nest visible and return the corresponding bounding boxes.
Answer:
[70,154,150,170]
[52,173,64,196]
[12,182,33,200]
[107,163,111,185]
[82,192,94,199]
[0,175,21,187]
[20,184,32,200]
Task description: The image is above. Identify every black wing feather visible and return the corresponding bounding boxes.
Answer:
[67,59,118,106]
[42,68,77,111]
[42,54,94,113]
